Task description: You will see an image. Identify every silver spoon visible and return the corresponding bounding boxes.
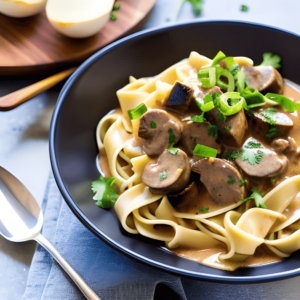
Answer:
[0,166,101,300]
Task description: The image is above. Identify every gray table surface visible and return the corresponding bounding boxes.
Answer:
[1,0,300,299]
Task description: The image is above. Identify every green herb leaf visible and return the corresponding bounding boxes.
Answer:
[191,113,205,123]
[265,93,300,113]
[240,5,248,12]
[224,126,231,131]
[240,178,247,187]
[223,150,244,161]
[261,107,277,125]
[244,141,261,149]
[166,18,170,22]
[241,188,266,209]
[91,176,119,209]
[265,127,278,138]
[160,171,168,181]
[224,149,263,165]
[168,128,179,155]
[227,176,236,184]
[113,3,121,11]
[190,136,197,141]
[227,97,241,107]
[177,0,204,18]
[199,207,209,213]
[271,177,278,185]
[207,125,218,139]
[193,144,218,158]
[241,150,263,165]
[128,103,147,120]
[110,11,117,20]
[218,110,226,122]
[259,52,281,69]
[150,121,157,129]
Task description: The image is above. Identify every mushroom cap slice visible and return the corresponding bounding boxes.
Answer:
[165,81,194,112]
[242,65,284,94]
[142,149,191,195]
[235,138,288,177]
[192,158,245,205]
[138,109,182,157]
[180,120,222,156]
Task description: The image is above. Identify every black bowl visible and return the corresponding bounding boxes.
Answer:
[50,21,300,283]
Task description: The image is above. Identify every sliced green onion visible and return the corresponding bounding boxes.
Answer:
[224,57,237,70]
[216,67,235,92]
[265,93,300,113]
[218,92,247,116]
[241,87,266,108]
[211,51,226,67]
[236,71,246,93]
[193,144,217,158]
[128,103,147,120]
[200,101,215,112]
[198,67,216,88]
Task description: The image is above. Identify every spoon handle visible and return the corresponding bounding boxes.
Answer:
[35,234,101,300]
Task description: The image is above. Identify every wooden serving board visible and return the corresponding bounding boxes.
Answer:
[0,0,156,75]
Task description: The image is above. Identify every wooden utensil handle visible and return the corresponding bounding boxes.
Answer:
[0,67,76,109]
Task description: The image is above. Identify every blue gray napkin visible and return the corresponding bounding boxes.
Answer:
[22,174,187,300]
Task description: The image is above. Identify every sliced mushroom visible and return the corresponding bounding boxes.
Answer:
[142,149,191,195]
[138,109,182,157]
[192,158,245,205]
[179,120,222,156]
[272,137,298,154]
[206,108,248,147]
[165,81,194,112]
[252,110,293,138]
[167,181,199,207]
[235,138,288,177]
[242,65,284,94]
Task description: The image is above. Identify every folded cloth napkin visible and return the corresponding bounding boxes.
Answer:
[22,173,187,300]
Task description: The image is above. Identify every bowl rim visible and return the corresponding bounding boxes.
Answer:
[50,20,300,283]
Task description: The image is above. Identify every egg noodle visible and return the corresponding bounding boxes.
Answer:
[95,52,300,271]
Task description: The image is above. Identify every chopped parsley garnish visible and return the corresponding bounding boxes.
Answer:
[111,3,121,20]
[240,5,248,11]
[218,111,226,122]
[91,176,119,209]
[240,178,247,187]
[191,112,205,123]
[168,128,179,155]
[160,171,168,181]
[193,144,218,158]
[244,141,261,149]
[240,188,267,209]
[227,97,241,107]
[224,126,231,131]
[271,177,278,185]
[207,125,218,139]
[261,107,277,125]
[166,18,170,22]
[265,93,300,113]
[259,52,281,69]
[190,136,197,141]
[265,127,278,138]
[199,207,209,213]
[241,150,263,165]
[150,121,157,129]
[224,149,263,165]
[177,0,204,18]
[128,103,147,120]
[227,176,236,184]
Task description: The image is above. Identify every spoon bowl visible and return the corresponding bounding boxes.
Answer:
[0,166,100,300]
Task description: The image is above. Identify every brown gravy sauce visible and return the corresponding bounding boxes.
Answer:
[98,80,300,269]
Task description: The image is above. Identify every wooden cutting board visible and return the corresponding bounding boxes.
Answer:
[0,0,156,75]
